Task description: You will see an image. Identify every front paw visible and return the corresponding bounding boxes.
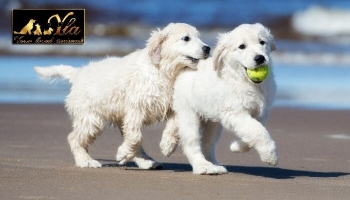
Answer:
[159,137,178,157]
[116,145,135,165]
[261,150,278,166]
[193,162,228,175]
[133,157,163,170]
[257,142,278,166]
[76,159,102,168]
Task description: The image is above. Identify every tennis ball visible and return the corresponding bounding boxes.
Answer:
[246,65,269,83]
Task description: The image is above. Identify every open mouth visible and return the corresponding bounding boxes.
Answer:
[186,56,200,64]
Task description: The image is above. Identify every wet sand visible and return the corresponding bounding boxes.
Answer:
[0,104,349,200]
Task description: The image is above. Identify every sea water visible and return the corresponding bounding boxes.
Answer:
[1,0,350,109]
[1,56,350,110]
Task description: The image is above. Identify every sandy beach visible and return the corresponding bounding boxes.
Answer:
[0,104,349,200]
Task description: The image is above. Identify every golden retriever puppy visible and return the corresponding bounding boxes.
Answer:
[34,23,210,169]
[160,23,277,174]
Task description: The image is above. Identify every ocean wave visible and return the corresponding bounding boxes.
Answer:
[273,52,350,66]
[292,6,350,37]
[2,36,350,66]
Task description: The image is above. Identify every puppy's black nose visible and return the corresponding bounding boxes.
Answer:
[254,55,265,65]
[202,46,211,57]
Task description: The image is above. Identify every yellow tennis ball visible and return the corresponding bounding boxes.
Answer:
[246,65,269,83]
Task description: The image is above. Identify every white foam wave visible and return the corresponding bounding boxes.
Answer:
[273,52,350,66]
[292,6,350,37]
[326,134,350,140]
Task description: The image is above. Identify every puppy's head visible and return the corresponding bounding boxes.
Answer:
[147,23,210,71]
[213,23,275,81]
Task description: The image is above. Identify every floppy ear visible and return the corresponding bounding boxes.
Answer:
[147,28,167,66]
[269,37,276,52]
[213,33,228,71]
[263,26,276,52]
[213,46,224,71]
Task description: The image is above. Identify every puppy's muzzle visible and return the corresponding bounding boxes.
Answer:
[254,55,265,65]
[202,46,211,59]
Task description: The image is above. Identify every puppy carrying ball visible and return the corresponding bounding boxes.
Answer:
[160,23,277,175]
[35,23,210,169]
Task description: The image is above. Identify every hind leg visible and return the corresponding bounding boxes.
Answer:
[116,110,145,165]
[67,114,104,168]
[160,110,179,157]
[117,125,162,169]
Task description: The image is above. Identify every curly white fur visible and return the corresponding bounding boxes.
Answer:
[34,23,209,169]
[160,23,278,175]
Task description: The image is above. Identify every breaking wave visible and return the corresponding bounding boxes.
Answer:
[292,6,350,37]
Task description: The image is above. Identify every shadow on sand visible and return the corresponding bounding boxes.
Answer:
[98,159,349,179]
[224,165,349,179]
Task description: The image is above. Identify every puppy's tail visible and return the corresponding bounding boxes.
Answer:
[34,65,78,83]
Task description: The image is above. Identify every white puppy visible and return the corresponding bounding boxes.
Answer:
[34,23,210,169]
[160,23,277,175]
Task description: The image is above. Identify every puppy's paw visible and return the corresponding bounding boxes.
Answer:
[257,142,278,166]
[134,157,163,170]
[159,136,178,157]
[261,150,278,166]
[193,162,228,175]
[76,159,102,168]
[116,154,133,165]
[116,146,135,165]
[260,153,278,166]
[230,140,251,153]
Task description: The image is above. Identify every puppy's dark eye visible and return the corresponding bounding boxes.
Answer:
[238,44,246,49]
[260,41,265,45]
[182,36,190,42]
